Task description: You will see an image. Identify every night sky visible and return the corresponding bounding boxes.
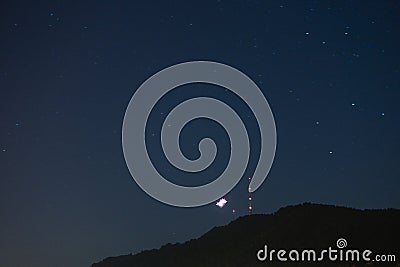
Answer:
[1,1,399,267]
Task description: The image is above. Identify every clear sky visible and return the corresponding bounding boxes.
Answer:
[1,1,399,267]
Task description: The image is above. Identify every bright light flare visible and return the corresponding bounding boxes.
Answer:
[216,198,227,208]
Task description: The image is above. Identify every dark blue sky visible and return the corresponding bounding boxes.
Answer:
[1,1,399,267]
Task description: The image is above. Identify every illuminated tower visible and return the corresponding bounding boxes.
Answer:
[248,177,253,214]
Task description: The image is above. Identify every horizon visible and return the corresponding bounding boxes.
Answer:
[92,202,400,266]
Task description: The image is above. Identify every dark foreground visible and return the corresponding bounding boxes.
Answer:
[92,203,400,267]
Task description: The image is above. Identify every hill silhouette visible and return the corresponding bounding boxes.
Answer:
[91,203,399,267]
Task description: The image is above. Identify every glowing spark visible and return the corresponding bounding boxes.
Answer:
[216,198,227,208]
